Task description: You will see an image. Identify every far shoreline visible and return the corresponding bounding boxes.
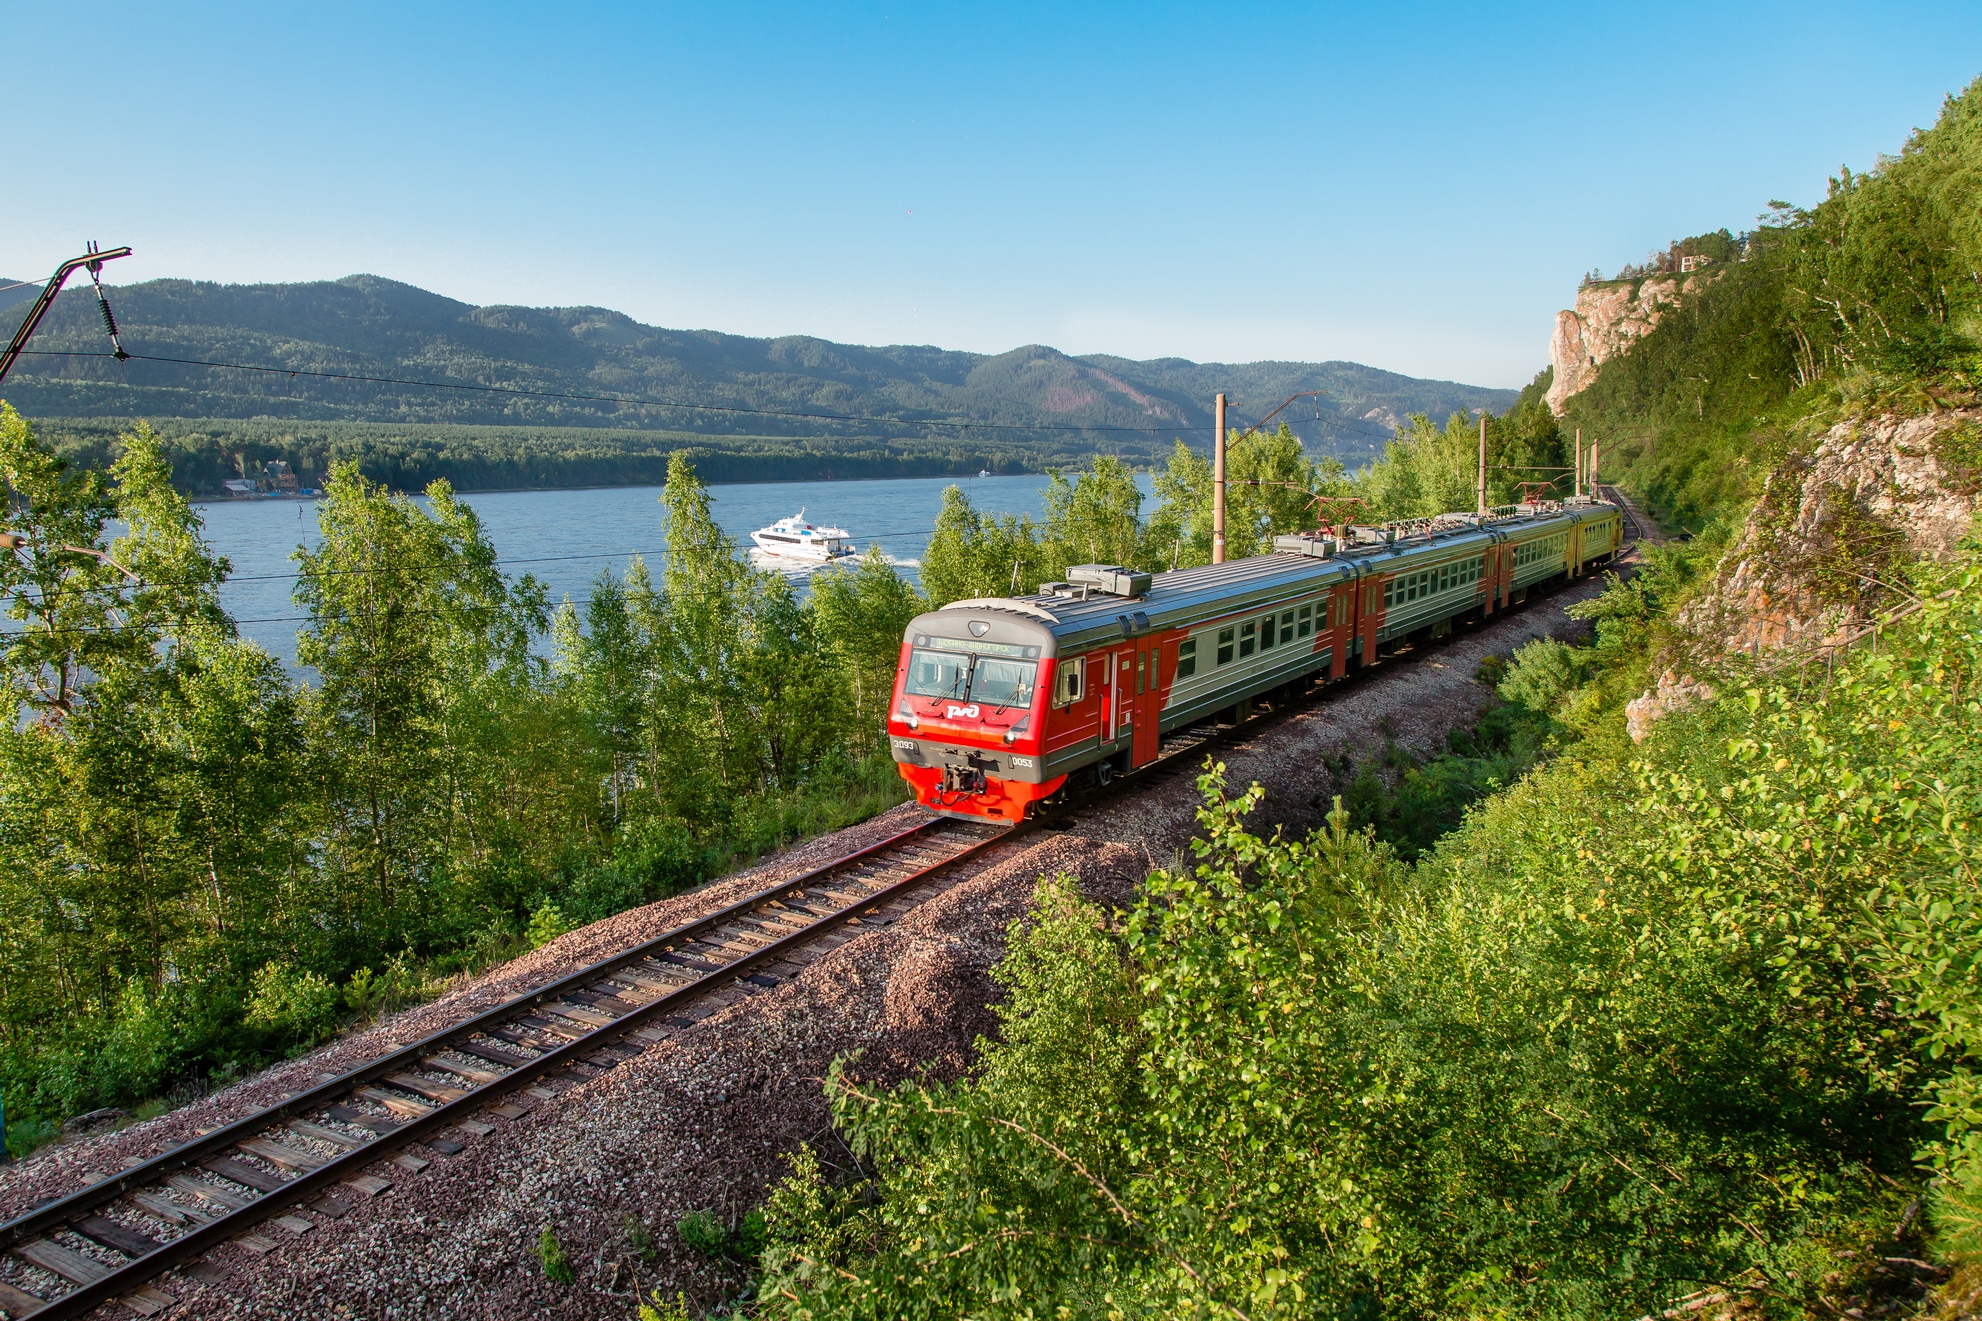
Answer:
[186,467,1072,505]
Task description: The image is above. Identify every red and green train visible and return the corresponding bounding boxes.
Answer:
[886,498,1624,821]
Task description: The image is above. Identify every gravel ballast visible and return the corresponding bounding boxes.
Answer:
[0,577,1608,1320]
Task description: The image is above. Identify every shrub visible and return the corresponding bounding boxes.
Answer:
[537,1227,574,1284]
[637,1291,692,1321]
[1496,637,1589,710]
[526,901,573,950]
[343,967,377,1016]
[761,720,1949,1317]
[242,962,339,1043]
[676,1209,729,1258]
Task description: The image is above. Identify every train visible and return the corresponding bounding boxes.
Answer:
[886,497,1624,821]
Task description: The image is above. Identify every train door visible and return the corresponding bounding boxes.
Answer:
[1329,584,1354,679]
[1131,639,1161,766]
[1104,645,1133,744]
[1361,576,1384,666]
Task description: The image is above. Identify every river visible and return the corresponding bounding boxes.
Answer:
[194,472,1155,670]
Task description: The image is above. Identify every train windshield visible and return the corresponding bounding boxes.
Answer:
[904,650,1039,709]
[967,657,1037,708]
[905,650,972,699]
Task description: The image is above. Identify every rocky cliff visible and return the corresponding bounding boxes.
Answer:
[1546,274,1718,415]
[1678,408,1982,658]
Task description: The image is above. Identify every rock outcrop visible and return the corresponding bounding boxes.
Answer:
[1546,275,1717,415]
[1625,670,1717,743]
[1678,408,1982,658]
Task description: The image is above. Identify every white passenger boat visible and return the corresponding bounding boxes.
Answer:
[750,509,854,562]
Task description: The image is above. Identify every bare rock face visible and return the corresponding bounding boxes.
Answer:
[1679,408,1982,658]
[1546,276,1716,415]
[1625,670,1718,743]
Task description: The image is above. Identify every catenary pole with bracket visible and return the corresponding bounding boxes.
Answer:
[0,244,133,385]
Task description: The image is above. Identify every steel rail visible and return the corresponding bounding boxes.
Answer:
[0,569,1601,1317]
[0,815,1010,1318]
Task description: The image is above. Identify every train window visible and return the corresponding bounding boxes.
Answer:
[1239,621,1256,658]
[1137,651,1146,695]
[1280,609,1295,638]
[1217,628,1234,666]
[969,657,1037,708]
[905,649,972,699]
[1052,656,1085,707]
[1297,604,1311,638]
[1260,614,1276,650]
[1178,638,1197,678]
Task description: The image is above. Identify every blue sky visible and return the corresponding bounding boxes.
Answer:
[5,1,1978,388]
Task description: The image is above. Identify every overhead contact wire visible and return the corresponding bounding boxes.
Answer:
[18,350,1213,437]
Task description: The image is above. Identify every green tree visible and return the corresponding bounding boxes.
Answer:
[919,485,1043,606]
[1038,455,1147,572]
[295,462,551,950]
[811,547,926,755]
[1149,424,1349,566]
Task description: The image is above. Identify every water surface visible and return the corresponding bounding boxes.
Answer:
[196,473,1149,669]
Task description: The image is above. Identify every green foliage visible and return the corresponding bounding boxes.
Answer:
[758,1145,877,1278]
[538,1226,575,1284]
[1355,372,1570,521]
[811,547,928,754]
[0,418,912,1141]
[925,397,1566,593]
[764,544,1982,1319]
[636,1290,694,1321]
[525,901,573,950]
[1564,76,1982,533]
[677,1209,731,1258]
[918,484,1044,605]
[1039,454,1150,570]
[1495,637,1589,711]
[1150,423,1355,565]
[242,962,339,1043]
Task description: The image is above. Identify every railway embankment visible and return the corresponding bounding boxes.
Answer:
[0,576,1611,1320]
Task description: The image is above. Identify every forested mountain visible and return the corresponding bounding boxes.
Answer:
[0,274,1512,492]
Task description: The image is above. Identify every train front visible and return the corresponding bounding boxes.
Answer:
[886,605,1061,822]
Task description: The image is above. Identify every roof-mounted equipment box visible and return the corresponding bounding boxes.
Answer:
[1273,533,1339,558]
[1064,564,1151,598]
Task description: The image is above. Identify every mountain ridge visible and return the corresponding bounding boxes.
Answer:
[1,273,1516,466]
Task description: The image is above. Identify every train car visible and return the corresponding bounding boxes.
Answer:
[887,497,1623,821]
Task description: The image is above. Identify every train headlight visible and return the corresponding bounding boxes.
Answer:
[897,699,918,731]
[1002,716,1030,745]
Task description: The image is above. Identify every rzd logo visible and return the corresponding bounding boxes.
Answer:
[946,704,980,719]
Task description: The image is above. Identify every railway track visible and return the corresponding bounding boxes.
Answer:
[0,558,1605,1320]
[0,817,1009,1320]
[1599,483,1662,546]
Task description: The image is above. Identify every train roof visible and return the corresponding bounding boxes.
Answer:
[909,499,1617,656]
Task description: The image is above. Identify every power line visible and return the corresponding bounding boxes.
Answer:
[0,567,928,643]
[17,350,1212,438]
[18,352,1420,446]
[0,519,963,603]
